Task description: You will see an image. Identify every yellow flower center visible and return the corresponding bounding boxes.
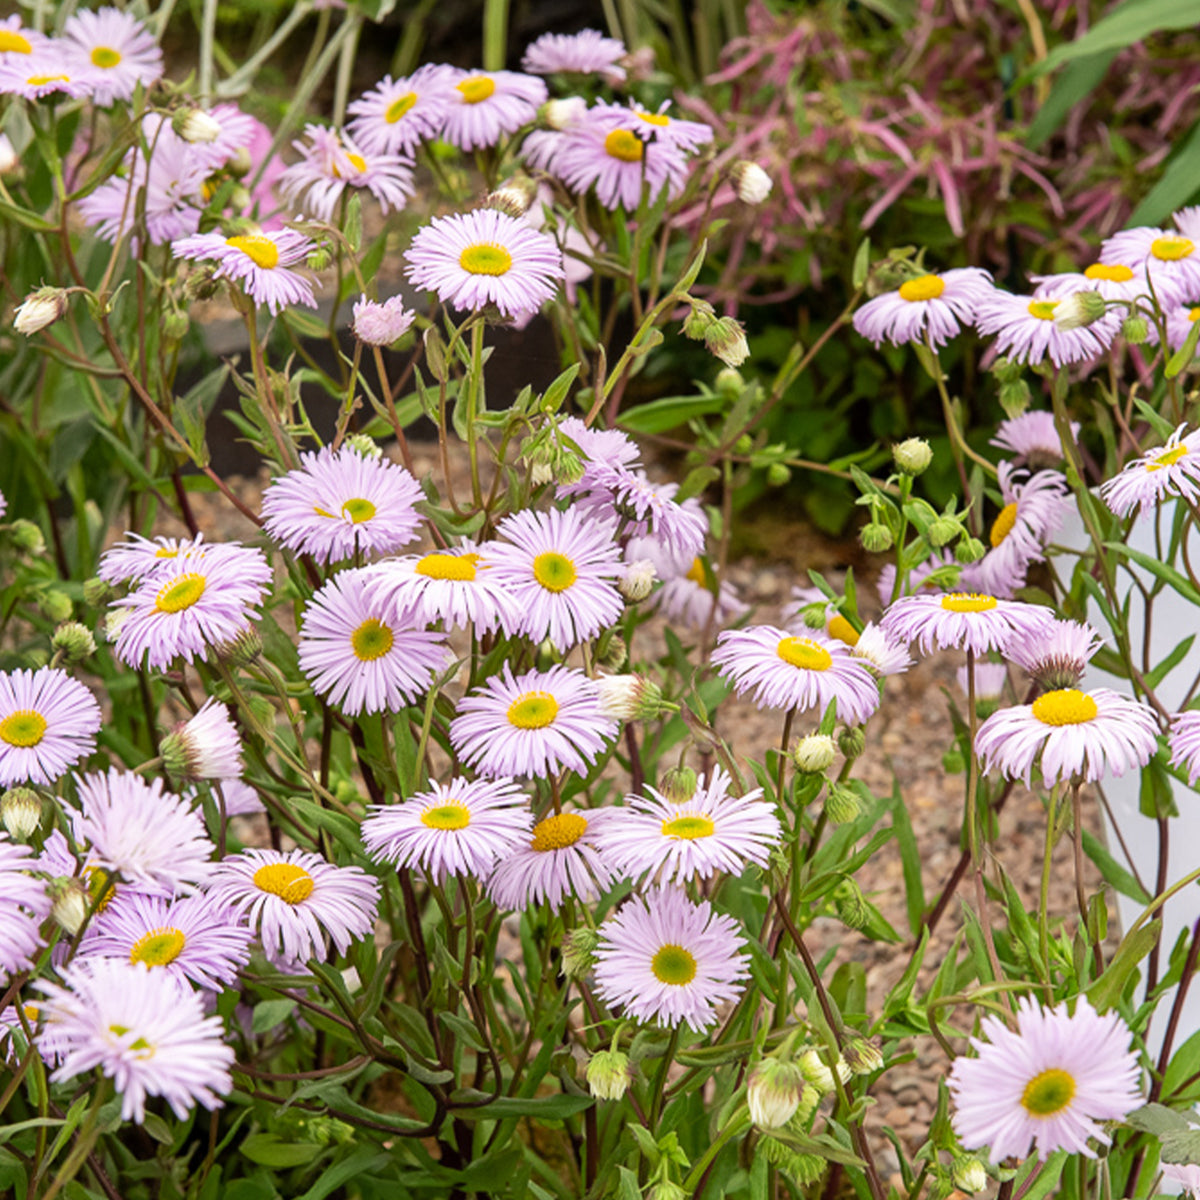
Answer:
[827,614,859,647]
[530,811,588,852]
[1084,263,1134,282]
[252,862,315,904]
[685,558,710,588]
[1027,300,1058,320]
[385,92,418,123]
[457,76,495,104]
[155,572,206,613]
[1151,235,1195,262]
[507,691,559,729]
[91,46,122,69]
[341,496,376,523]
[0,31,32,53]
[351,618,394,662]
[421,802,471,830]
[130,927,186,967]
[1146,444,1190,472]
[898,274,945,302]
[28,74,68,85]
[225,234,280,270]
[415,552,479,581]
[532,551,577,592]
[776,636,833,672]
[154,547,179,558]
[990,501,1019,547]
[460,243,513,276]
[0,710,47,747]
[1020,1067,1076,1117]
[1191,307,1200,323]
[604,129,644,163]
[940,593,997,613]
[637,111,671,127]
[1031,688,1098,726]
[651,943,698,985]
[345,152,367,174]
[661,813,715,840]
[86,867,116,914]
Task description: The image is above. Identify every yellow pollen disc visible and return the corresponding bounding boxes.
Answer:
[940,593,997,613]
[604,129,644,163]
[415,553,479,581]
[202,179,217,203]
[86,867,116,914]
[346,152,367,173]
[341,496,376,523]
[1032,688,1098,726]
[685,558,710,588]
[1084,263,1134,282]
[1152,235,1195,262]
[155,572,206,613]
[457,76,495,104]
[827,614,860,647]
[385,92,418,123]
[1191,307,1200,323]
[530,811,587,852]
[91,46,122,68]
[776,636,833,672]
[225,234,279,270]
[130,927,186,967]
[0,710,46,747]
[459,242,513,276]
[421,802,471,830]
[253,862,315,905]
[351,618,394,662]
[990,501,1019,547]
[1027,300,1058,320]
[507,691,559,729]
[0,31,32,53]
[637,111,671,127]
[1021,1067,1076,1117]
[532,551,577,593]
[154,547,179,558]
[1147,444,1190,472]
[661,813,715,840]
[651,943,698,985]
[898,274,945,302]
[22,1004,39,1022]
[28,74,69,85]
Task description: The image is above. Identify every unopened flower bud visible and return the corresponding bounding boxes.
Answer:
[1122,315,1149,345]
[104,608,131,642]
[10,519,45,556]
[162,309,189,341]
[833,878,869,930]
[716,368,746,397]
[892,437,933,476]
[838,726,865,760]
[48,877,90,935]
[173,107,221,144]
[659,765,698,804]
[227,146,253,178]
[586,1049,632,1100]
[927,516,961,548]
[82,577,111,608]
[793,734,836,774]
[307,246,332,272]
[942,746,965,773]
[647,1181,686,1200]
[600,634,627,671]
[766,462,791,487]
[344,433,382,460]
[214,624,262,667]
[485,174,537,218]
[759,1137,825,1184]
[561,926,599,978]
[1,787,41,839]
[798,1048,851,1094]
[823,782,861,825]
[860,522,893,553]
[51,621,95,664]
[184,265,219,303]
[618,559,656,602]
[953,1157,988,1194]
[842,1038,884,1075]
[596,674,665,721]
[1052,289,1106,330]
[955,535,986,564]
[14,287,68,336]
[800,602,828,630]
[162,699,243,780]
[682,300,716,341]
[0,134,16,174]
[747,1059,805,1129]
[730,160,772,205]
[543,96,587,130]
[705,316,750,367]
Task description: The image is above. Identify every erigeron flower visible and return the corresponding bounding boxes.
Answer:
[172,229,317,314]
[990,410,1080,468]
[1169,710,1200,785]
[576,466,707,562]
[1161,301,1200,354]
[97,533,231,585]
[0,16,46,58]
[347,65,460,155]
[1032,260,1151,310]
[1006,619,1104,690]
[161,698,242,780]
[747,1059,806,1129]
[849,623,913,676]
[956,661,1010,704]
[1100,226,1200,303]
[650,555,748,631]
[0,668,101,787]
[352,294,416,346]
[0,835,51,978]
[881,593,1055,658]
[1099,425,1200,518]
[439,68,547,151]
[521,29,627,81]
[0,51,95,100]
[852,268,994,349]
[975,291,1118,367]
[62,7,162,106]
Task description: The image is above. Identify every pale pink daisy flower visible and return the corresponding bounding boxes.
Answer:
[347,65,459,155]
[405,208,564,318]
[260,444,422,565]
[110,547,270,670]
[487,805,617,910]
[450,664,617,779]
[974,290,1118,367]
[598,767,780,884]
[948,996,1140,1161]
[1006,619,1104,691]
[0,835,51,977]
[352,294,416,346]
[37,958,234,1124]
[206,847,379,968]
[0,667,101,787]
[521,29,627,81]
[623,100,713,153]
[593,887,749,1032]
[297,569,451,716]
[1163,1164,1200,1197]
[1100,226,1200,303]
[875,549,957,607]
[975,687,1158,786]
[211,779,265,818]
[172,229,317,314]
[184,103,260,174]
[1031,261,1149,310]
[0,51,95,100]
[63,6,162,106]
[1099,425,1200,518]
[652,557,749,632]
[990,410,1079,468]
[483,506,624,648]
[575,466,707,562]
[35,828,153,926]
[161,698,242,781]
[97,532,241,585]
[362,776,532,883]
[440,68,547,151]
[81,892,251,992]
[881,593,1055,657]
[557,414,641,471]
[1161,301,1200,353]
[278,124,414,223]
[712,627,881,724]
[0,16,46,58]
[849,622,913,677]
[955,661,1010,703]
[1168,711,1200,785]
[852,268,994,349]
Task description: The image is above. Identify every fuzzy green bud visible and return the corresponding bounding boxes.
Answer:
[833,878,869,930]
[586,1049,632,1100]
[766,462,791,487]
[942,746,965,773]
[9,519,45,555]
[797,1049,850,1094]
[800,602,828,630]
[647,1182,686,1200]
[659,765,699,804]
[682,300,716,341]
[795,1083,821,1126]
[600,635,628,672]
[618,559,656,603]
[732,433,754,454]
[793,734,836,774]
[926,516,961,548]
[82,577,112,607]
[561,927,599,979]
[838,727,866,761]
[953,1157,988,1194]
[306,246,332,273]
[759,1138,825,1186]
[162,309,189,341]
[1,787,41,839]
[1052,289,1107,330]
[705,316,750,367]
[823,782,861,825]
[51,621,96,664]
[717,368,746,398]
[892,437,933,476]
[747,1059,805,1129]
[214,625,262,667]
[955,535,986,564]
[842,1038,884,1075]
[39,591,72,624]
[596,674,666,721]
[1122,315,1149,345]
[860,522,893,553]
[344,433,382,460]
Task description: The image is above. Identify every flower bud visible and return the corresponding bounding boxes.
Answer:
[173,107,222,144]
[586,1049,632,1100]
[1122,315,1149,345]
[766,462,791,487]
[227,145,253,178]
[162,309,189,341]
[759,1137,825,1185]
[955,535,986,564]
[307,246,333,272]
[705,316,750,367]
[1051,289,1106,330]
[39,591,72,623]
[342,433,381,460]
[682,300,716,341]
[82,577,112,608]
[833,878,869,930]
[543,96,587,130]
[214,624,262,667]
[792,734,836,774]
[14,287,68,336]
[747,1059,805,1129]
[51,621,96,664]
[798,1048,851,1094]
[860,522,893,553]
[953,1157,988,1194]
[716,368,746,398]
[104,608,131,643]
[10,519,45,555]
[561,926,599,978]
[647,1182,686,1200]
[618,559,656,602]
[600,634,627,671]
[485,174,537,218]
[926,516,961,548]
[730,160,772,205]
[892,437,933,476]
[842,1038,884,1075]
[800,602,828,630]
[596,674,665,721]
[0,134,16,174]
[659,765,698,804]
[942,746,965,773]
[838,727,865,760]
[48,876,90,935]
[823,782,861,825]
[1,787,41,839]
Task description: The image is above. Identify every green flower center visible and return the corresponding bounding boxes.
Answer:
[507,691,558,729]
[130,927,186,967]
[651,943,697,985]
[661,814,714,840]
[1020,1067,1076,1117]
[155,572,206,613]
[421,802,471,831]
[385,92,418,123]
[91,46,122,68]
[532,551,576,593]
[0,710,47,747]
[459,243,513,276]
[351,618,394,662]
[341,496,376,523]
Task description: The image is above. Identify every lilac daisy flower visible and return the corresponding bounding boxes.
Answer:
[362,776,532,883]
[624,101,714,153]
[975,688,1159,786]
[63,6,161,106]
[0,16,46,58]
[35,828,136,923]
[98,532,234,585]
[1100,226,1200,303]
[557,414,642,473]
[211,779,266,818]
[1099,425,1200,518]
[450,664,617,779]
[1032,261,1149,311]
[975,290,1118,367]
[483,507,624,648]
[521,29,627,81]
[991,410,1080,468]
[593,888,749,1032]
[712,627,881,724]
[576,466,707,562]
[352,294,416,346]
[598,767,780,884]
[36,958,234,1124]
[206,847,379,968]
[298,569,451,716]
[81,892,251,991]
[652,557,749,632]
[405,208,564,318]
[0,668,101,787]
[0,835,51,977]
[110,547,270,670]
[173,229,317,314]
[956,661,1010,703]
[948,996,1141,1161]
[1169,711,1200,785]
[347,65,459,155]
[1163,1164,1200,1197]
[440,68,547,151]
[73,769,216,897]
[852,268,994,349]
[1006,618,1104,691]
[161,699,242,781]
[0,52,95,100]
[261,444,423,565]
[881,593,1055,658]
[849,622,913,677]
[279,125,415,223]
[487,806,617,910]
[1160,301,1200,353]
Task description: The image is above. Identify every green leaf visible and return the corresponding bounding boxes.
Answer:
[852,238,871,288]
[1030,0,1200,75]
[297,1149,391,1200]
[1147,635,1197,689]
[250,998,296,1034]
[1103,542,1200,607]
[541,363,580,413]
[1081,829,1151,904]
[618,393,726,434]
[1008,1151,1066,1200]
[1166,297,1200,375]
[1024,51,1118,149]
[890,782,924,935]
[240,1133,324,1168]
[1087,919,1161,1010]
[0,194,55,232]
[451,1093,593,1120]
